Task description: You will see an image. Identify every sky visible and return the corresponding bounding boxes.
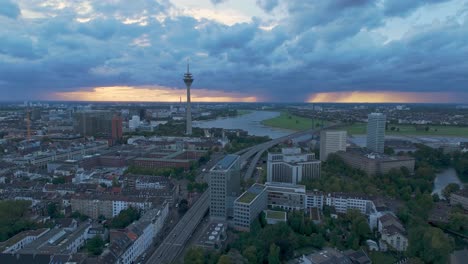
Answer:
[1,0,468,103]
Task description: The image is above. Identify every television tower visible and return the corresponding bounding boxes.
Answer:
[184,62,194,135]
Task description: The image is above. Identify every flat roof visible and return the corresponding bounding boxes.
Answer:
[238,192,257,204]
[211,155,239,171]
[265,210,286,220]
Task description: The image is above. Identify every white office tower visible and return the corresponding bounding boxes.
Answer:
[267,148,321,184]
[129,115,141,130]
[209,155,241,221]
[367,113,386,153]
[320,130,347,161]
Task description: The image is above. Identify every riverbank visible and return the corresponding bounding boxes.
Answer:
[432,168,464,198]
[343,122,468,137]
[261,112,325,131]
[237,109,252,116]
[193,111,293,139]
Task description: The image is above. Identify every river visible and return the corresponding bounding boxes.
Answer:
[432,168,464,199]
[193,111,294,139]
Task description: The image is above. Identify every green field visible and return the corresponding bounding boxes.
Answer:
[261,112,325,131]
[344,122,468,137]
[237,109,253,116]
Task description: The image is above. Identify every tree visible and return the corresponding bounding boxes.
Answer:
[47,202,62,218]
[408,226,454,264]
[109,207,140,228]
[184,247,204,264]
[442,183,460,200]
[86,236,105,255]
[217,255,231,264]
[178,199,189,214]
[243,246,258,264]
[268,244,280,264]
[112,177,121,187]
[0,200,36,242]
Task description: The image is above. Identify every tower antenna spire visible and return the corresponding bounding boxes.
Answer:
[187,58,190,73]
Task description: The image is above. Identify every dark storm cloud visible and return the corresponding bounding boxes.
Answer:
[0,0,467,101]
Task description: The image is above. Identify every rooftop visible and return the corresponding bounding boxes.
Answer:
[236,183,266,204]
[237,192,257,204]
[211,154,239,171]
[265,210,286,220]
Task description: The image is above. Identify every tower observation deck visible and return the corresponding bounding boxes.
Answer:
[184,63,194,135]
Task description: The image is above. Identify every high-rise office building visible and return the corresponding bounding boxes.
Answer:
[366,113,386,153]
[209,154,241,221]
[129,115,141,130]
[73,111,113,138]
[183,63,193,135]
[111,115,123,142]
[267,148,321,184]
[320,130,347,161]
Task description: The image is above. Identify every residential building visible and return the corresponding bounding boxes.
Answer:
[233,184,268,231]
[265,182,306,211]
[15,223,91,255]
[0,228,49,253]
[320,130,347,161]
[209,155,241,221]
[324,193,375,215]
[336,149,415,176]
[367,113,386,153]
[267,148,321,184]
[100,205,169,264]
[450,189,468,210]
[71,194,154,219]
[378,213,408,252]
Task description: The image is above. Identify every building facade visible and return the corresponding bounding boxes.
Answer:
[336,150,415,176]
[320,130,347,161]
[267,148,321,184]
[367,113,386,153]
[209,155,241,221]
[265,182,307,211]
[233,184,268,231]
[378,213,408,252]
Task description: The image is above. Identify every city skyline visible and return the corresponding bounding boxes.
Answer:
[1,0,468,103]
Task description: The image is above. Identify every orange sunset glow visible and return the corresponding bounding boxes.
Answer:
[307,91,467,103]
[54,86,257,102]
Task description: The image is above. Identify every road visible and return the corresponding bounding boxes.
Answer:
[146,124,338,263]
[146,191,209,264]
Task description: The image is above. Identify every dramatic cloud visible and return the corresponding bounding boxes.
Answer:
[0,0,21,19]
[210,0,228,5]
[55,86,257,102]
[256,0,279,12]
[1,0,468,102]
